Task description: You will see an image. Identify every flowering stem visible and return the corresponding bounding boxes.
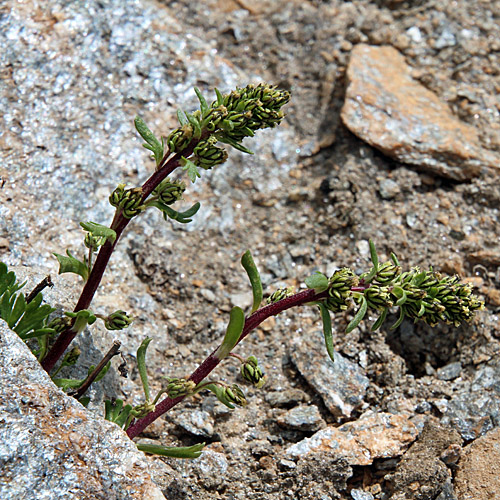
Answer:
[126,287,327,439]
[41,145,200,373]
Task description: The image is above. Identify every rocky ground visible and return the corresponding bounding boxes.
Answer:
[1,0,500,499]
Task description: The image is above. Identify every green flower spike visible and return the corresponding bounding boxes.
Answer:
[192,136,228,170]
[109,184,146,218]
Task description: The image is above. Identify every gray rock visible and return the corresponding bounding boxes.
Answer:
[277,405,325,432]
[290,327,369,418]
[437,361,462,381]
[0,321,165,499]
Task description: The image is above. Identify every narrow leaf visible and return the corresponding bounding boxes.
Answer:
[177,109,189,126]
[371,307,388,331]
[305,272,329,292]
[391,308,405,329]
[137,442,205,459]
[346,295,368,333]
[241,250,263,313]
[80,222,117,244]
[136,337,152,401]
[216,306,245,359]
[318,303,335,364]
[369,240,379,270]
[214,88,224,106]
[185,112,202,138]
[7,292,26,329]
[194,87,209,115]
[159,201,201,224]
[217,135,254,154]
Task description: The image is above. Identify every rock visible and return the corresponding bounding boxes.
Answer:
[277,405,326,432]
[440,359,500,440]
[286,411,418,465]
[188,449,228,491]
[454,427,500,500]
[341,44,499,181]
[0,321,165,500]
[385,421,462,500]
[289,327,369,418]
[436,361,462,381]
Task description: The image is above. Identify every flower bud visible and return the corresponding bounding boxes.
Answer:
[324,268,358,312]
[61,346,81,367]
[374,261,402,284]
[167,124,194,153]
[165,378,196,399]
[240,355,266,388]
[104,310,133,330]
[154,178,186,205]
[48,316,73,334]
[224,384,247,407]
[266,287,294,304]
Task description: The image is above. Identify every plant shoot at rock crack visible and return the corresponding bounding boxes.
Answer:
[0,84,483,458]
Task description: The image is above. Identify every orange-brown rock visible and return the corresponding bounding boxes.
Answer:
[341,44,499,181]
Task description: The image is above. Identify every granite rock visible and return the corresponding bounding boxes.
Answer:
[289,327,369,418]
[0,321,165,500]
[286,411,418,465]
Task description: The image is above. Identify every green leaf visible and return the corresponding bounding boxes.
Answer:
[177,109,189,126]
[216,134,254,154]
[137,442,205,459]
[134,116,164,166]
[7,292,26,329]
[137,337,153,401]
[93,362,111,383]
[54,250,89,282]
[346,295,368,333]
[14,304,54,338]
[214,88,224,106]
[391,307,406,329]
[52,377,84,390]
[194,87,209,115]
[371,307,388,331]
[203,383,235,409]
[216,306,245,360]
[241,250,263,313]
[0,262,20,296]
[181,157,201,183]
[305,272,329,292]
[390,252,399,266]
[369,240,379,270]
[65,309,96,335]
[318,303,335,364]
[80,222,117,244]
[185,113,202,138]
[158,201,201,224]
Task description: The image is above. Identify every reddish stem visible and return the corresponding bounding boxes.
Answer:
[126,287,327,439]
[41,145,199,373]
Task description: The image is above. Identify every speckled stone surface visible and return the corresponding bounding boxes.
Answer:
[0,321,165,500]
